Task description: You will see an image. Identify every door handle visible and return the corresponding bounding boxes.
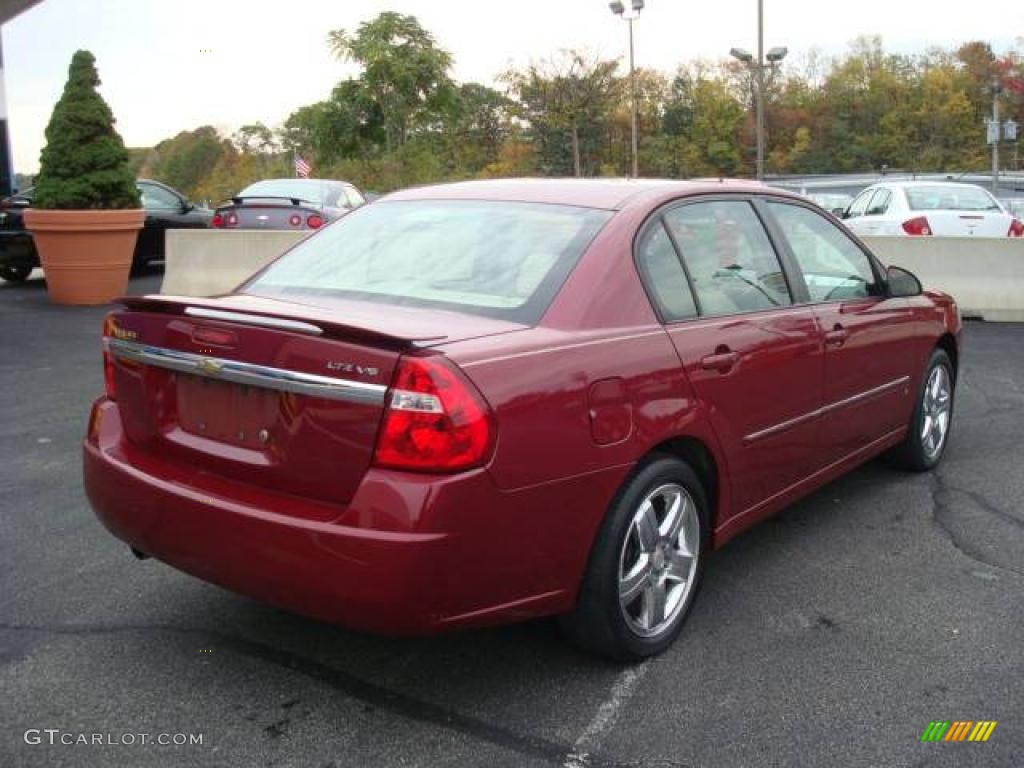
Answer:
[700,349,738,372]
[825,325,849,347]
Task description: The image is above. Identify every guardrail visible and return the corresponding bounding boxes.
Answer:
[161,230,308,297]
[162,230,1024,322]
[863,236,1024,322]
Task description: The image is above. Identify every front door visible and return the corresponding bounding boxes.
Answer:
[764,200,916,463]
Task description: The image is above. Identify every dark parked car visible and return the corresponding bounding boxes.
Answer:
[212,178,366,231]
[0,179,212,282]
[85,179,960,660]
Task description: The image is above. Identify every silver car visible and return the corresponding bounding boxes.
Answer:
[213,178,366,231]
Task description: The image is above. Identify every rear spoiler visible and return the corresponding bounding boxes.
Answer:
[115,294,444,346]
[229,196,310,206]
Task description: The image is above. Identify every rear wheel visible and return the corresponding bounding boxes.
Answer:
[0,264,32,282]
[560,456,708,661]
[888,349,954,471]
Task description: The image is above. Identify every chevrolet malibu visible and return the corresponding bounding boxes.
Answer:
[84,179,961,660]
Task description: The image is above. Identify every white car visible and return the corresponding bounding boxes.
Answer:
[841,181,1024,238]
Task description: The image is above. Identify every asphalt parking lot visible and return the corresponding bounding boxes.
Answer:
[1,269,1022,768]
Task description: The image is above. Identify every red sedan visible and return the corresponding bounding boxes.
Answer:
[84,179,960,660]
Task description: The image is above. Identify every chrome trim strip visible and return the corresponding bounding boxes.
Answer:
[744,376,911,444]
[184,307,323,336]
[108,339,387,405]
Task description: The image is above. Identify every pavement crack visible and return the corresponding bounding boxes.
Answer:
[0,621,631,768]
[928,472,1024,578]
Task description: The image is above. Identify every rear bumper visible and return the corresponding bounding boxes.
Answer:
[84,399,625,633]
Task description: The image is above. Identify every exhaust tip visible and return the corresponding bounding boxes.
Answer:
[130,547,151,561]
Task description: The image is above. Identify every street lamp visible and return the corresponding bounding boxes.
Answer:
[610,0,644,178]
[730,1,787,180]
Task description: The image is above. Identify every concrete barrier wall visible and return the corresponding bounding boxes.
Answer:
[161,229,1024,322]
[863,236,1024,322]
[161,230,309,297]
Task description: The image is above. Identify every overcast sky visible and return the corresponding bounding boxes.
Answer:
[3,0,1022,174]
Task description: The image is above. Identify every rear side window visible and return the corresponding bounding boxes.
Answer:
[663,201,791,317]
[635,221,697,322]
[244,200,611,323]
[768,202,878,302]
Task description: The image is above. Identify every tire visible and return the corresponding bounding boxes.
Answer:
[0,264,32,282]
[888,348,955,471]
[560,455,709,661]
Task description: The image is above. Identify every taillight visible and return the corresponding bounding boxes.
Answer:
[306,214,324,229]
[373,355,493,472]
[211,213,223,228]
[289,214,302,227]
[101,314,118,399]
[902,216,932,236]
[1009,218,1024,237]
[225,212,238,227]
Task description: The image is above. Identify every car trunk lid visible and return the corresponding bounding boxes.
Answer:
[106,294,524,512]
[917,210,1013,237]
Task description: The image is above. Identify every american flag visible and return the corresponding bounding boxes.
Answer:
[294,154,312,179]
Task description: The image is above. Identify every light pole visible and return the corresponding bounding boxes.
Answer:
[610,0,644,178]
[730,0,786,180]
[990,79,1002,195]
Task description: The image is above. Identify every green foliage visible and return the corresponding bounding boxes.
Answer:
[146,126,232,197]
[327,12,456,152]
[33,50,140,210]
[132,16,1024,200]
[503,51,621,176]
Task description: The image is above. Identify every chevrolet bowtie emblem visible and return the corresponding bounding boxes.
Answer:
[196,358,224,376]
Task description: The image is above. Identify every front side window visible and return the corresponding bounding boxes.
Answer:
[845,189,874,219]
[244,200,611,323]
[864,188,892,216]
[768,202,879,302]
[139,183,180,210]
[663,200,791,317]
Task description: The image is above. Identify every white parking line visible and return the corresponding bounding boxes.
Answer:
[562,662,650,767]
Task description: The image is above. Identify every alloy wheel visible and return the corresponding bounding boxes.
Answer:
[618,483,700,638]
[921,365,952,459]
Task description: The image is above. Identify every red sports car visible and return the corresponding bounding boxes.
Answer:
[84,179,960,660]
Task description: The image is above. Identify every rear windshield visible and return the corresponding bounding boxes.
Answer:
[905,185,1001,212]
[243,200,611,323]
[239,180,341,206]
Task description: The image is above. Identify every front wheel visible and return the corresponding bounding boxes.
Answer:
[560,456,708,661]
[888,348,955,471]
[0,264,32,282]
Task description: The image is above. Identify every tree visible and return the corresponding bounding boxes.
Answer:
[232,122,278,155]
[34,50,139,209]
[148,126,232,198]
[327,12,456,151]
[504,51,621,176]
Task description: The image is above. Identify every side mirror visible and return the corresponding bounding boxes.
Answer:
[180,200,194,213]
[831,207,847,218]
[887,265,922,298]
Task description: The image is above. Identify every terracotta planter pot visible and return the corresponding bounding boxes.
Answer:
[24,208,144,305]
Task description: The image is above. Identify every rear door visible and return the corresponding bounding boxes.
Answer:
[642,198,825,519]
[763,199,916,464]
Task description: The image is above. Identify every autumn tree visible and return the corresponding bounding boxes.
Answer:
[504,51,621,176]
